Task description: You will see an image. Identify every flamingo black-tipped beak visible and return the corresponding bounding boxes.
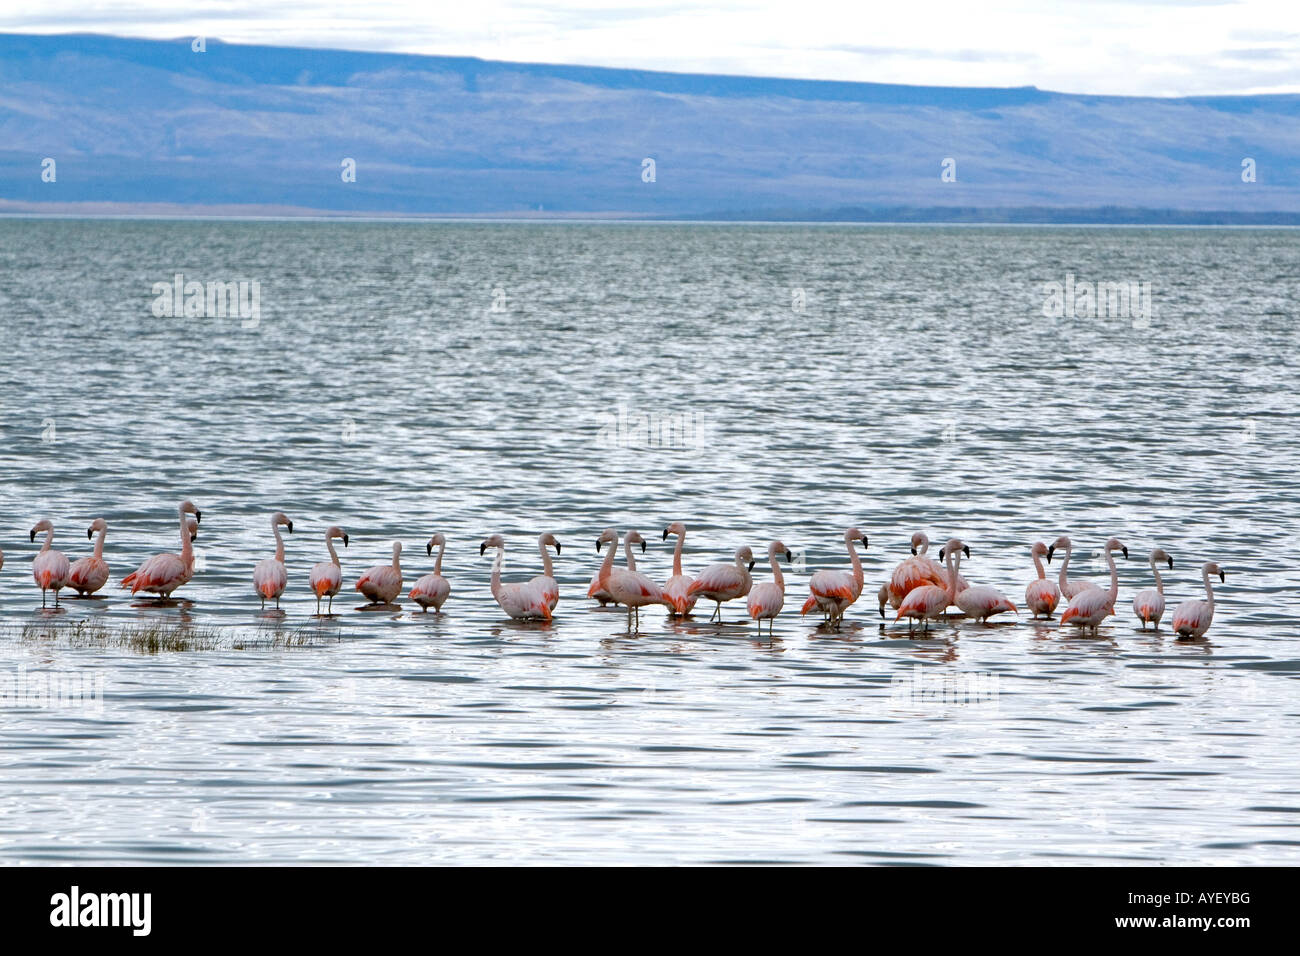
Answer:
[555,541,561,555]
[595,540,603,553]
[342,534,349,547]
[640,540,646,553]
[939,549,945,560]
[963,545,971,558]
[662,528,669,541]
[287,521,294,533]
[879,603,885,618]
[1120,546,1128,559]
[747,560,755,571]
[1219,570,1226,582]
[910,546,917,555]
[1046,545,1055,563]
[28,530,35,542]
[87,527,94,540]
[785,550,793,562]
[1166,556,1174,570]
[479,542,487,556]
[427,541,433,556]
[194,510,202,523]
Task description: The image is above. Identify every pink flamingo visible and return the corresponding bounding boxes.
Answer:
[1059,538,1128,635]
[481,534,552,620]
[355,541,403,606]
[120,500,201,600]
[747,540,791,637]
[800,527,867,629]
[1133,548,1173,629]
[529,533,562,613]
[252,512,293,609]
[409,532,451,613]
[896,538,965,634]
[948,542,1018,622]
[309,525,348,614]
[1046,535,1101,600]
[1171,562,1225,639]
[661,521,698,617]
[1025,541,1060,619]
[29,519,70,607]
[68,518,111,597]
[686,545,754,622]
[595,529,666,632]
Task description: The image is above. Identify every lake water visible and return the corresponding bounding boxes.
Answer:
[0,220,1296,864]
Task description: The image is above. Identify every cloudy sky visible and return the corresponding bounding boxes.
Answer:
[2,0,1298,96]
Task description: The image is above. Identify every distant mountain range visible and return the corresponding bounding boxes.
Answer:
[2,33,1299,221]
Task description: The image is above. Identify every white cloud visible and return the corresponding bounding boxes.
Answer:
[1,0,1298,95]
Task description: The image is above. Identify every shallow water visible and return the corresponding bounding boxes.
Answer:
[0,220,1297,864]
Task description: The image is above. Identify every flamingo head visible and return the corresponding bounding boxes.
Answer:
[595,527,618,553]
[326,525,348,547]
[845,527,868,548]
[662,521,685,541]
[938,538,969,560]
[87,517,107,539]
[910,531,929,555]
[539,532,561,555]
[1046,535,1070,563]
[480,533,505,556]
[735,546,755,571]
[29,518,52,541]
[272,511,293,533]
[1031,540,1048,558]
[1151,547,1172,569]
[769,540,792,563]
[1105,536,1128,559]
[1204,561,1225,583]
[625,530,646,552]
[186,517,199,542]
[426,532,444,556]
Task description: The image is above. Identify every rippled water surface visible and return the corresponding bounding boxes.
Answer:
[0,220,1298,864]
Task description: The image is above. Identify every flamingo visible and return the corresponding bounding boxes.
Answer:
[252,511,293,609]
[529,533,562,612]
[1025,541,1061,619]
[1059,537,1128,635]
[1046,535,1101,600]
[949,542,1018,622]
[1170,562,1225,639]
[896,538,965,633]
[409,532,451,613]
[120,499,201,600]
[661,521,698,617]
[686,545,754,622]
[596,529,666,632]
[309,525,348,614]
[29,519,70,607]
[68,518,111,597]
[799,527,867,629]
[748,540,791,637]
[481,534,552,620]
[355,541,403,605]
[1133,548,1174,629]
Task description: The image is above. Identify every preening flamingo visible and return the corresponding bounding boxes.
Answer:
[948,542,1018,622]
[1133,548,1173,629]
[686,545,754,622]
[252,511,293,609]
[29,519,70,607]
[120,499,201,600]
[748,540,791,637]
[529,533,562,613]
[800,527,867,629]
[1047,535,1101,600]
[896,538,965,634]
[597,529,667,632]
[308,525,348,614]
[68,518,111,597]
[355,541,403,605]
[1025,541,1060,619]
[1059,537,1128,635]
[1171,562,1225,639]
[409,532,451,613]
[662,521,698,617]
[482,534,552,620]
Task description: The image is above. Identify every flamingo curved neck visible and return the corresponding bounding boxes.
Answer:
[847,539,863,592]
[671,532,684,576]
[1105,548,1119,603]
[1032,552,1046,580]
[946,549,961,603]
[434,541,445,575]
[595,536,619,586]
[38,528,53,552]
[1203,569,1216,610]
[272,523,285,563]
[1150,556,1164,595]
[92,527,106,559]
[1057,543,1072,593]
[539,539,554,577]
[391,545,401,571]
[178,509,193,559]
[770,548,785,589]
[490,547,504,598]
[326,537,340,565]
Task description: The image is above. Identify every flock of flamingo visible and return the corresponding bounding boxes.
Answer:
[8,500,1229,640]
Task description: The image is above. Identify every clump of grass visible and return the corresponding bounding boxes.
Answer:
[15,619,337,654]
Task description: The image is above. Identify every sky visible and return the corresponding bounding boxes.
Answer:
[1,0,1298,97]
